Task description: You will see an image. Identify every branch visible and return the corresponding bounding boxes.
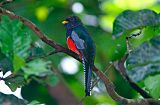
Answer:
[27,50,59,62]
[93,66,159,105]
[114,54,152,98]
[91,63,113,89]
[0,0,13,6]
[0,7,160,105]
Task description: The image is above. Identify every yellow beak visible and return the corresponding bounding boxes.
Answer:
[62,21,68,24]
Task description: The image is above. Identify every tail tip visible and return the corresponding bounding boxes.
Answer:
[85,91,91,96]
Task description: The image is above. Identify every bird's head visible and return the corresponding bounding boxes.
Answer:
[62,16,82,29]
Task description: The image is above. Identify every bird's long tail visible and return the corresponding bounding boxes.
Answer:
[82,58,92,96]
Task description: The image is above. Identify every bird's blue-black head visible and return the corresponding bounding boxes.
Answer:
[62,16,82,30]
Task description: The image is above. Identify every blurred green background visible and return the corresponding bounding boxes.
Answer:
[2,0,160,105]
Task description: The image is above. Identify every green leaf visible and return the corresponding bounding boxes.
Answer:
[0,16,31,72]
[0,93,27,105]
[29,47,45,58]
[112,9,160,38]
[13,54,26,72]
[5,75,26,92]
[45,74,59,86]
[126,36,160,82]
[22,59,52,78]
[128,26,160,49]
[144,74,160,98]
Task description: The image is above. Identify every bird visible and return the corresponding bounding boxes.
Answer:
[62,16,96,96]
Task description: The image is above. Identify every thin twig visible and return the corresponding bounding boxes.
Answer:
[91,63,113,89]
[42,50,59,58]
[27,49,60,62]
[126,29,142,53]
[126,29,142,40]
[115,54,152,98]
[123,29,151,98]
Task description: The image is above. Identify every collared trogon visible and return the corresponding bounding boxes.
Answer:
[62,16,96,96]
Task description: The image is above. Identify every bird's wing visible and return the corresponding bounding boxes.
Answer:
[71,31,85,50]
[71,31,92,96]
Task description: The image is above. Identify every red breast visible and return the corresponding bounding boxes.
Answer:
[67,36,81,55]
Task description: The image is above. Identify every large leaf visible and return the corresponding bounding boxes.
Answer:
[4,75,26,92]
[144,74,160,98]
[126,36,160,82]
[0,16,31,72]
[22,59,52,78]
[0,92,27,105]
[112,9,160,38]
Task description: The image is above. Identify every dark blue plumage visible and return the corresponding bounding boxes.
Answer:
[63,16,96,96]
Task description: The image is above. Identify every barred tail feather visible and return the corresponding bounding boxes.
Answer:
[82,58,92,96]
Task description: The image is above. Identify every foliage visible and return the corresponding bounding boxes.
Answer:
[0,92,42,105]
[113,9,160,99]
[144,74,160,98]
[0,14,58,103]
[0,0,160,105]
[126,36,160,82]
[0,16,30,59]
[0,92,27,105]
[113,9,160,100]
[22,59,52,78]
[5,75,25,92]
[0,16,30,73]
[112,9,160,37]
